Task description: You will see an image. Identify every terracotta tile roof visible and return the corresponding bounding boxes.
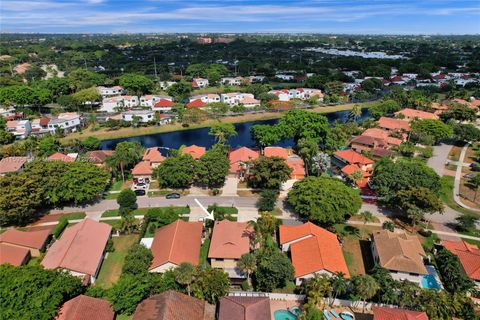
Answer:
[85,150,114,164]
[228,147,259,173]
[395,108,438,120]
[264,146,289,159]
[149,220,203,271]
[218,296,271,320]
[443,240,480,281]
[132,161,153,176]
[372,307,428,320]
[372,148,392,158]
[334,149,374,166]
[47,152,75,162]
[362,128,390,140]
[0,156,28,174]
[186,99,206,108]
[372,230,427,275]
[42,219,111,276]
[182,145,206,159]
[0,229,50,250]
[0,243,30,266]
[241,97,260,104]
[132,291,215,320]
[208,220,251,259]
[378,117,410,131]
[39,117,50,126]
[143,147,165,163]
[57,295,114,320]
[154,99,174,107]
[430,102,449,110]
[350,135,388,149]
[287,156,305,178]
[279,222,350,278]
[341,164,371,177]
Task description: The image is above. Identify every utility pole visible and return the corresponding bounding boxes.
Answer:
[154,56,158,78]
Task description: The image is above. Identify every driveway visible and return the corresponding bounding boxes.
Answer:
[221,177,239,197]
[427,142,453,176]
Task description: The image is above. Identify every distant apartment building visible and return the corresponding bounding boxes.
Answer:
[6,120,31,139]
[47,112,81,134]
[97,86,124,97]
[121,110,154,123]
[192,78,209,88]
[101,96,124,113]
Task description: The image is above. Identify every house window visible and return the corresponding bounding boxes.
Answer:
[216,258,224,261]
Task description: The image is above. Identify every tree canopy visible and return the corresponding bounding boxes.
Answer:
[247,156,292,190]
[155,154,197,189]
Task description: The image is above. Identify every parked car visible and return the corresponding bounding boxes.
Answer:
[133,182,147,190]
[166,192,180,199]
[464,173,475,179]
[134,189,146,196]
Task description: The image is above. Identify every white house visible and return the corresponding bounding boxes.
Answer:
[6,120,32,139]
[192,78,209,88]
[275,74,295,81]
[220,92,254,105]
[159,81,176,90]
[190,94,220,104]
[140,95,173,108]
[121,110,154,123]
[221,77,244,86]
[268,90,290,101]
[47,113,81,134]
[100,96,124,113]
[248,75,266,83]
[123,95,139,108]
[97,86,124,97]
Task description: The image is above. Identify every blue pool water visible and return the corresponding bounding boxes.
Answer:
[274,310,297,320]
[421,274,441,289]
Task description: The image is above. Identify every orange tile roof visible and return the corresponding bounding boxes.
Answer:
[218,296,271,320]
[149,220,203,270]
[132,161,153,176]
[0,229,50,250]
[186,99,206,108]
[372,307,428,320]
[334,149,374,166]
[443,240,480,281]
[378,117,410,131]
[264,146,289,159]
[154,99,174,107]
[229,147,259,173]
[0,156,28,174]
[57,295,114,320]
[361,128,390,140]
[46,152,75,162]
[431,102,449,110]
[182,145,206,159]
[208,220,251,259]
[280,222,350,278]
[341,164,371,177]
[85,150,114,164]
[395,108,438,120]
[287,156,305,178]
[42,219,111,276]
[143,147,165,163]
[0,243,30,266]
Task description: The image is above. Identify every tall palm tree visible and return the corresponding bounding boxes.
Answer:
[352,275,379,313]
[307,274,333,309]
[348,104,362,122]
[237,253,256,288]
[330,272,348,305]
[174,262,196,296]
[106,142,143,182]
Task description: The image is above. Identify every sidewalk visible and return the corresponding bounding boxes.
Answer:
[453,142,480,212]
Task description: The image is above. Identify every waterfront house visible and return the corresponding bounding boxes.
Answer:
[149,220,203,273]
[47,112,81,134]
[181,145,206,159]
[372,307,428,320]
[279,222,350,285]
[395,108,438,121]
[192,77,209,88]
[228,147,259,179]
[121,110,154,123]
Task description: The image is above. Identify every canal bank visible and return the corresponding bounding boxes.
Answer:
[62,101,375,143]
[99,107,372,150]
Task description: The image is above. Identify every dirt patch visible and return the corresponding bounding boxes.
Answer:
[448,145,463,161]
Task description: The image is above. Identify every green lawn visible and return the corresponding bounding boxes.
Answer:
[199,238,211,267]
[109,180,124,192]
[102,208,149,217]
[440,176,480,218]
[63,212,86,220]
[96,234,138,289]
[459,229,480,247]
[208,205,238,221]
[116,315,131,320]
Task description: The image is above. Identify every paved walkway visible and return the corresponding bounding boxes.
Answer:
[453,142,480,212]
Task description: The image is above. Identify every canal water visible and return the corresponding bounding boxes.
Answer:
[100,108,370,150]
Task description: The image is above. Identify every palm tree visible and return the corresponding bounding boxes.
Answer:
[349,170,365,186]
[469,174,480,201]
[237,253,256,288]
[307,274,333,309]
[359,211,375,225]
[348,105,362,122]
[174,262,196,296]
[297,138,319,176]
[330,272,348,306]
[352,275,379,313]
[106,142,143,182]
[407,208,424,229]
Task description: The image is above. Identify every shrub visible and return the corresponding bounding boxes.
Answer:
[52,217,68,238]
[256,190,278,212]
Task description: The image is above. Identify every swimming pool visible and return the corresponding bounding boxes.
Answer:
[274,310,297,320]
[421,265,442,289]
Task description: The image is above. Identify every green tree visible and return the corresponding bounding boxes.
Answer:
[331,272,348,304]
[0,264,83,320]
[72,86,101,105]
[122,243,153,275]
[237,253,257,288]
[117,188,137,214]
[368,99,401,119]
[382,221,395,232]
[287,177,362,224]
[191,267,230,304]
[370,266,399,305]
[174,262,196,296]
[81,136,101,151]
[250,124,281,148]
[455,215,479,232]
[436,248,475,294]
[155,154,197,189]
[254,249,294,292]
[37,136,60,156]
[68,68,106,90]
[469,174,480,202]
[248,156,292,190]
[351,274,379,313]
[256,189,278,212]
[166,80,192,100]
[411,119,453,144]
[297,138,320,176]
[348,105,362,122]
[305,274,333,309]
[119,73,153,95]
[453,123,480,142]
[440,104,477,122]
[397,187,444,216]
[0,129,14,145]
[278,109,330,144]
[106,142,144,182]
[25,65,47,82]
[208,123,237,144]
[196,146,229,189]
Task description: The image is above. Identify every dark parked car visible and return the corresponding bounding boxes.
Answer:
[464,173,476,179]
[165,193,180,199]
[134,189,146,196]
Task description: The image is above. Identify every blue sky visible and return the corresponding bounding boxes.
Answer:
[1,0,479,34]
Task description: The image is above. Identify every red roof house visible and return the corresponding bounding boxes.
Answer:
[41,219,111,283]
[0,229,50,256]
[333,149,374,173]
[0,243,30,266]
[286,156,305,180]
[154,99,174,108]
[46,152,76,162]
[142,147,165,165]
[377,117,411,132]
[0,156,28,175]
[228,147,259,175]
[186,99,206,108]
[131,161,153,178]
[182,145,206,159]
[149,220,203,273]
[263,146,289,159]
[443,240,480,282]
[372,307,428,320]
[85,150,114,165]
[395,108,439,121]
[218,296,271,320]
[56,295,114,320]
[279,222,350,285]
